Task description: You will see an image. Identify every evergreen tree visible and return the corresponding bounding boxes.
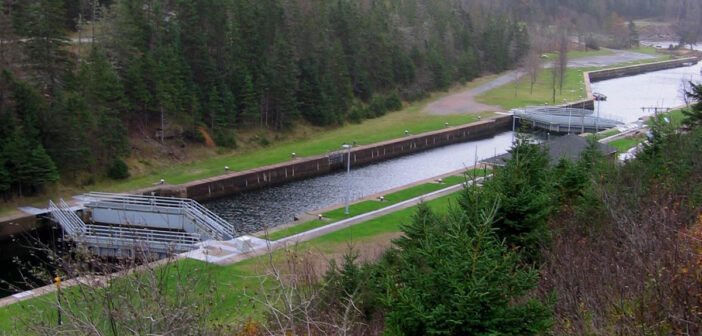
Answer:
[296,57,326,125]
[264,32,298,129]
[683,82,702,129]
[44,92,93,175]
[382,203,553,335]
[19,0,73,94]
[237,73,259,125]
[462,135,553,263]
[25,143,59,189]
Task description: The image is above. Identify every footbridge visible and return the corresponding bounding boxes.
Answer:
[512,106,623,134]
[49,193,234,258]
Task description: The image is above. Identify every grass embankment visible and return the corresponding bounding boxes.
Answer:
[263,171,493,241]
[0,191,462,332]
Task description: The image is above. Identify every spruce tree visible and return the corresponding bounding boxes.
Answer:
[20,0,72,93]
[383,203,553,335]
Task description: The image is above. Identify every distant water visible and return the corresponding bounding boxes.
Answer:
[592,59,702,123]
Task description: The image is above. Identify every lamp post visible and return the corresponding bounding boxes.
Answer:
[342,143,352,215]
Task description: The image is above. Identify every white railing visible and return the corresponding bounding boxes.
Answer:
[49,200,86,236]
[49,196,202,256]
[85,192,234,240]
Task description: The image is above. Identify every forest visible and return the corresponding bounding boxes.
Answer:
[0,0,700,198]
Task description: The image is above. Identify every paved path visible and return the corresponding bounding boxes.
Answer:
[426,49,657,116]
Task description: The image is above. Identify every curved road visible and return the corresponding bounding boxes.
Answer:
[426,49,657,115]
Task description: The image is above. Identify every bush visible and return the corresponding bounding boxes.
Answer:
[384,92,403,111]
[368,95,388,118]
[585,36,600,50]
[214,129,237,149]
[348,105,365,124]
[183,127,206,144]
[107,158,130,180]
[258,136,270,147]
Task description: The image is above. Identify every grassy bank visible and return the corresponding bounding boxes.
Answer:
[608,137,646,152]
[263,174,475,241]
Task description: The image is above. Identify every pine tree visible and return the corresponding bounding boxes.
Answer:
[383,202,553,335]
[297,57,326,125]
[26,143,59,187]
[237,73,259,126]
[464,134,553,263]
[19,0,72,94]
[683,82,702,129]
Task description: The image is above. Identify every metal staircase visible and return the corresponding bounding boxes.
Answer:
[49,193,234,258]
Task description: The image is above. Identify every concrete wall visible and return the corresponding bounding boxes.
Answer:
[587,57,698,82]
[175,115,512,202]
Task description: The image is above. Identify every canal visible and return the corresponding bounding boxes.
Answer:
[592,61,702,122]
[205,131,515,234]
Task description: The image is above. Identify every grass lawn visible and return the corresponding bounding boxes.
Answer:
[0,191,462,333]
[645,108,686,128]
[263,175,468,241]
[476,67,591,110]
[608,137,646,153]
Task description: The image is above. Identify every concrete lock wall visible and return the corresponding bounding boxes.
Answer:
[587,57,699,83]
[173,115,512,202]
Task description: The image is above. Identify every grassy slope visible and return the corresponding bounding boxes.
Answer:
[0,192,461,332]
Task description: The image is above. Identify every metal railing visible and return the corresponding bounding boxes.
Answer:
[49,198,201,256]
[49,200,86,236]
[85,192,234,240]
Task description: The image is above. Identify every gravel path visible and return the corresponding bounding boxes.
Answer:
[426,49,657,116]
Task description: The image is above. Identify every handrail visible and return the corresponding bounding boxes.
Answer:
[85,192,234,240]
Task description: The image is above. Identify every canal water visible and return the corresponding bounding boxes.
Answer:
[205,132,515,234]
[592,60,702,122]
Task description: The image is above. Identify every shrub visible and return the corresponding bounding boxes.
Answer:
[183,127,206,144]
[107,158,130,180]
[368,95,388,118]
[384,92,403,111]
[214,129,238,149]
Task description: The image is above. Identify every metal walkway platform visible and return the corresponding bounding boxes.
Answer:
[49,193,234,258]
[512,106,623,134]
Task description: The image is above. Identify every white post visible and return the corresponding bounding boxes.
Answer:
[512,110,517,143]
[343,144,352,215]
[596,99,600,136]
